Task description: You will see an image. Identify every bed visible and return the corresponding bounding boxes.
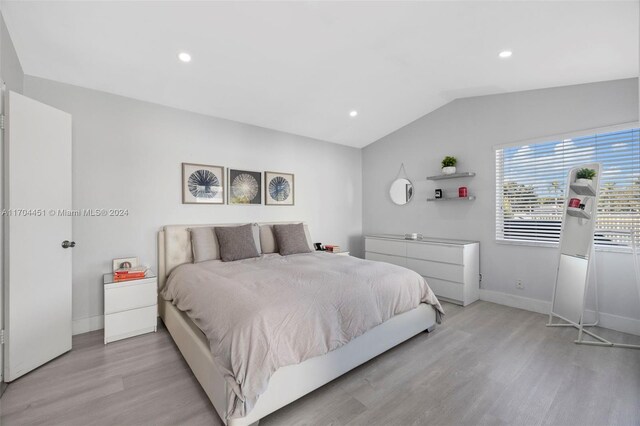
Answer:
[157,222,442,426]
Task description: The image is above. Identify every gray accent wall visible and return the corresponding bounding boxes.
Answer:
[363,78,640,326]
[24,76,363,333]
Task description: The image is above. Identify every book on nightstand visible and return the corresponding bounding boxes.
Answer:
[324,245,341,253]
[113,266,149,281]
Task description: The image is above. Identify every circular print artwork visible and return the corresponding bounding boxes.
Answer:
[188,169,220,199]
[231,173,259,202]
[268,176,291,202]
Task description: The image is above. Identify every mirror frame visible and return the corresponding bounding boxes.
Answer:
[389,178,414,205]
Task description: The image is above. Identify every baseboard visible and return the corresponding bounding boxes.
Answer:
[582,310,640,337]
[479,289,550,315]
[479,289,640,336]
[72,315,104,335]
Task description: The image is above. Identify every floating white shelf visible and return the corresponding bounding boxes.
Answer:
[567,207,591,219]
[427,196,476,202]
[570,181,597,196]
[427,172,476,181]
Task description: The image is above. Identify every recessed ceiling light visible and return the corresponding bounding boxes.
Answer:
[349,110,358,117]
[499,50,513,58]
[178,52,192,63]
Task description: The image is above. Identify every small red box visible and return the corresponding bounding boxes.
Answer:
[458,187,468,197]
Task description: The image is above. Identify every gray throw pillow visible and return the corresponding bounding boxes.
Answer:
[190,224,261,263]
[273,223,312,256]
[214,224,260,262]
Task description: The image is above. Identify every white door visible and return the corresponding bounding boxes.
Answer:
[0,85,4,385]
[4,91,72,382]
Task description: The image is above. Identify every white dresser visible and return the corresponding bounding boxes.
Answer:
[365,235,480,306]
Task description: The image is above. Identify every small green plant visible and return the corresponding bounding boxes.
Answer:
[441,156,457,168]
[576,168,596,180]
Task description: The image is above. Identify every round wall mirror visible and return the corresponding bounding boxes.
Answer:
[390,178,414,205]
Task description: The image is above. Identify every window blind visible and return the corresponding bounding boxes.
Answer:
[495,127,640,248]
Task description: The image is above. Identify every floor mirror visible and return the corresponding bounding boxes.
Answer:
[547,162,640,349]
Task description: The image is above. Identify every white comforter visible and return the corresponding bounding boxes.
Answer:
[161,252,443,419]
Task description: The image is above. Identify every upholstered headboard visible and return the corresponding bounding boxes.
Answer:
[157,222,313,290]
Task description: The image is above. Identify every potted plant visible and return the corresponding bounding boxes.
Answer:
[576,168,596,185]
[441,156,457,175]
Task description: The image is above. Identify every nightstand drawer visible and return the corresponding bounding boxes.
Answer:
[104,305,157,343]
[105,281,156,314]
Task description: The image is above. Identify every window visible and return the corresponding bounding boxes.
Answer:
[496,127,640,248]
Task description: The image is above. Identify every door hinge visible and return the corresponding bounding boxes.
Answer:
[0,114,5,131]
[0,329,5,345]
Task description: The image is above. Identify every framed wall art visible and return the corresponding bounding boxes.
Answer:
[182,163,225,204]
[228,168,262,205]
[265,171,294,206]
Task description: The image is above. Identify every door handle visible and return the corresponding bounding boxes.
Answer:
[61,240,76,249]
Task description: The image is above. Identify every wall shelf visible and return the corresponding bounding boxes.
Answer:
[427,196,476,202]
[426,172,476,181]
[567,207,591,219]
[569,181,597,196]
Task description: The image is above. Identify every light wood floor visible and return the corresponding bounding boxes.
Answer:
[1,301,639,426]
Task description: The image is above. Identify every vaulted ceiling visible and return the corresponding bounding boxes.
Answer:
[3,1,638,147]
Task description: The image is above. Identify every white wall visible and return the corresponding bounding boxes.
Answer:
[0,14,23,94]
[24,76,363,333]
[363,78,640,333]
[17,74,640,335]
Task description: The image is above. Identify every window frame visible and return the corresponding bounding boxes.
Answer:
[494,122,640,253]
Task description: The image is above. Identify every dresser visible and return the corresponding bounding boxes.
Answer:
[365,235,480,306]
[103,272,158,344]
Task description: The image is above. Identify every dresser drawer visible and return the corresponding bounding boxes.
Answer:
[105,281,156,314]
[424,278,464,304]
[365,238,406,257]
[105,305,157,343]
[406,243,463,265]
[365,252,407,268]
[406,258,464,283]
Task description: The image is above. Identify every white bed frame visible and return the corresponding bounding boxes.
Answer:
[158,223,437,426]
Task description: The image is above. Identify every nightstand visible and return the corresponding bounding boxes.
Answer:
[103,271,157,344]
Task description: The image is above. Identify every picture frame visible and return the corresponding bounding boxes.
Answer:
[182,163,225,204]
[112,257,139,272]
[264,171,295,206]
[228,168,262,205]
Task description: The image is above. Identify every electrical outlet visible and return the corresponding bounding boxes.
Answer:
[516,279,524,290]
